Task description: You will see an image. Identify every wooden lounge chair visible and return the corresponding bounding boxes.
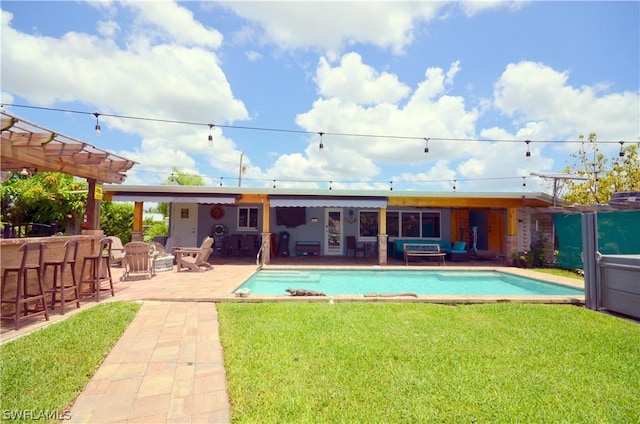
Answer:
[175,237,214,272]
[122,241,155,281]
[107,236,125,267]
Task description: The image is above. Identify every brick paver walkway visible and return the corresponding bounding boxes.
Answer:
[68,301,230,423]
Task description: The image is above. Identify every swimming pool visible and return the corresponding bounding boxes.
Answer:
[234,269,584,296]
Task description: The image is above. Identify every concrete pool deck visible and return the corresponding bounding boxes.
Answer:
[0,258,585,423]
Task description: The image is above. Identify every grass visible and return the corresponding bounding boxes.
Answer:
[218,303,640,423]
[531,267,584,280]
[0,301,139,423]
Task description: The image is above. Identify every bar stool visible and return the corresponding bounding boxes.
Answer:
[0,242,50,330]
[43,240,81,314]
[79,238,114,302]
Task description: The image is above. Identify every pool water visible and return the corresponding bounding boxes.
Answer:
[234,269,584,296]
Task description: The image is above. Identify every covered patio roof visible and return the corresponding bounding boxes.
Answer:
[103,185,558,208]
[1,110,136,184]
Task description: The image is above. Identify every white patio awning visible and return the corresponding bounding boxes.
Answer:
[111,194,238,204]
[269,196,387,208]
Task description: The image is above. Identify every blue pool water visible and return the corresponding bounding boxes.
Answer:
[235,269,584,296]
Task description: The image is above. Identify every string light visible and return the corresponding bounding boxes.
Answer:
[208,124,214,146]
[424,137,429,155]
[4,104,632,147]
[273,179,276,189]
[329,180,332,191]
[524,140,531,160]
[619,141,625,157]
[93,112,101,136]
[219,177,223,187]
[453,179,457,191]
[389,180,393,191]
[522,177,526,188]
[318,132,324,150]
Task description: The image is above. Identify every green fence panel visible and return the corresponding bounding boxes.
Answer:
[554,210,640,270]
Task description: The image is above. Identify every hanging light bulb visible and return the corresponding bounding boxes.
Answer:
[318,132,324,150]
[389,180,393,191]
[522,177,526,189]
[329,180,332,191]
[619,141,625,157]
[424,137,430,155]
[273,179,277,189]
[93,113,101,136]
[524,140,531,161]
[208,124,214,146]
[219,177,224,187]
[453,179,457,191]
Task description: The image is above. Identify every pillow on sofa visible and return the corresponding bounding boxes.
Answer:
[452,241,467,251]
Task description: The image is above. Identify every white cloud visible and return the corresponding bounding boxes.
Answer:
[123,0,223,48]
[315,53,410,105]
[494,61,640,142]
[222,2,443,54]
[1,6,249,185]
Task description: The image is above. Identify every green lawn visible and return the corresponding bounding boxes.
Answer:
[0,302,139,423]
[218,303,639,423]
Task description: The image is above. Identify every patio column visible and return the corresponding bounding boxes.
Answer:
[378,207,387,265]
[506,207,518,258]
[132,201,144,241]
[261,199,271,264]
[81,178,104,236]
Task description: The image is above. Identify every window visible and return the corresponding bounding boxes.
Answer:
[421,212,441,238]
[386,210,441,238]
[238,207,258,230]
[402,212,420,237]
[358,211,378,238]
[386,212,399,237]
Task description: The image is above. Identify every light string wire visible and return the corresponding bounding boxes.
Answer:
[2,103,633,145]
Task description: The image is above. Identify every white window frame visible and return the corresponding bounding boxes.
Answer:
[237,207,259,231]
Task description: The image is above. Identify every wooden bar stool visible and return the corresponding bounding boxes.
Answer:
[43,240,81,314]
[79,238,114,302]
[0,242,50,330]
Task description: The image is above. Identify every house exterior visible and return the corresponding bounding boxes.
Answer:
[102,185,556,264]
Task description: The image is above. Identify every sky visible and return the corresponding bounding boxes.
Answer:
[1,1,639,194]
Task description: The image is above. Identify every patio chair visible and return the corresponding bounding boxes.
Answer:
[107,236,125,267]
[122,241,155,281]
[164,236,182,257]
[345,236,366,257]
[223,235,240,257]
[175,237,214,272]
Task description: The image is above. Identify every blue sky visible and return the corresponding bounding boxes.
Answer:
[1,1,638,193]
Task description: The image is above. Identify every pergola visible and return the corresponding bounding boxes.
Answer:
[1,109,137,231]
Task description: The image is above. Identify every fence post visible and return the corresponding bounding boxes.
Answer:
[581,212,600,310]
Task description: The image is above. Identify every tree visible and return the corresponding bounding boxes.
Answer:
[157,167,205,217]
[100,201,134,243]
[165,167,205,186]
[562,134,640,205]
[0,172,87,233]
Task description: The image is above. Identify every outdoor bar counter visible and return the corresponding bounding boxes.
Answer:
[0,234,107,303]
